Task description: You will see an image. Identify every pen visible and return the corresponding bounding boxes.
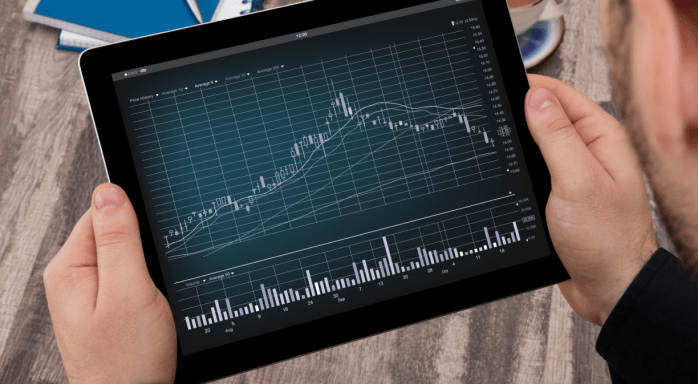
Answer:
[185,0,204,23]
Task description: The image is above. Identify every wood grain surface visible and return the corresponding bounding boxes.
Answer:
[0,0,676,382]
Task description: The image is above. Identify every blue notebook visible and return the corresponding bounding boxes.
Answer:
[24,0,224,43]
[54,0,265,52]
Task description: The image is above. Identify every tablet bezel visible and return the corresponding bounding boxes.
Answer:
[79,0,569,382]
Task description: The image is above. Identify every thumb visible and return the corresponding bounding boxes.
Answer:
[525,87,604,189]
[91,184,153,303]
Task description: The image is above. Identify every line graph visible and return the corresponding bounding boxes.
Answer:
[163,100,496,258]
[128,30,502,260]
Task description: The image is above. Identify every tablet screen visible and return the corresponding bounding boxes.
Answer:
[110,0,551,355]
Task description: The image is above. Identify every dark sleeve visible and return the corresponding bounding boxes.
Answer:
[596,248,698,384]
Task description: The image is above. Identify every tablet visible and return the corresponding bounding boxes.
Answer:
[79,0,568,382]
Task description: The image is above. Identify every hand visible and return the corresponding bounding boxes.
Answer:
[525,75,658,326]
[44,184,177,384]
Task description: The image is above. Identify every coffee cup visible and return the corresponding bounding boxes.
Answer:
[508,0,570,36]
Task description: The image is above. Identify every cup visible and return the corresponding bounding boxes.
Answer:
[507,0,570,36]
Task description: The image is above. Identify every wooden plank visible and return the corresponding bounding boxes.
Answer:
[0,6,94,366]
[541,287,575,384]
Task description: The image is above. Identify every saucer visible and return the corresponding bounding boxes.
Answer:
[517,16,565,69]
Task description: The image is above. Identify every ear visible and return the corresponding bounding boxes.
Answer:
[674,0,698,151]
[631,0,698,154]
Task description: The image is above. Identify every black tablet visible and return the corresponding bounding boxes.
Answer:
[79,0,568,382]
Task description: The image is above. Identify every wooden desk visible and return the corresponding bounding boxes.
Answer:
[0,0,675,382]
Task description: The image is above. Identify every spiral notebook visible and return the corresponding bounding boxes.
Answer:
[24,0,264,52]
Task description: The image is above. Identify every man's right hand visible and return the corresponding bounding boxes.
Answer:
[524,75,658,326]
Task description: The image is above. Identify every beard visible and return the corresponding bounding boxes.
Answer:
[606,0,698,281]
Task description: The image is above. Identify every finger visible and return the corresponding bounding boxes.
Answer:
[525,86,608,189]
[528,75,642,183]
[44,210,98,315]
[528,75,619,135]
[91,183,152,304]
[50,210,97,270]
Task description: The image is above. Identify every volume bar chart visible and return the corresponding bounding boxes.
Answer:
[182,217,529,330]
[178,197,537,332]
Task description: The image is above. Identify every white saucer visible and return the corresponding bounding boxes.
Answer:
[517,16,565,69]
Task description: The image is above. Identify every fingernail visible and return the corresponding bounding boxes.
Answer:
[529,88,555,110]
[95,188,125,212]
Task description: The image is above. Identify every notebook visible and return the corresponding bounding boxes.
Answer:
[25,0,262,47]
[56,30,109,52]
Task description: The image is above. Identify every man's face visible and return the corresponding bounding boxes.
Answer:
[600,0,698,280]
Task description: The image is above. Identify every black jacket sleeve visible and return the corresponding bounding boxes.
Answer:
[595,248,698,384]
